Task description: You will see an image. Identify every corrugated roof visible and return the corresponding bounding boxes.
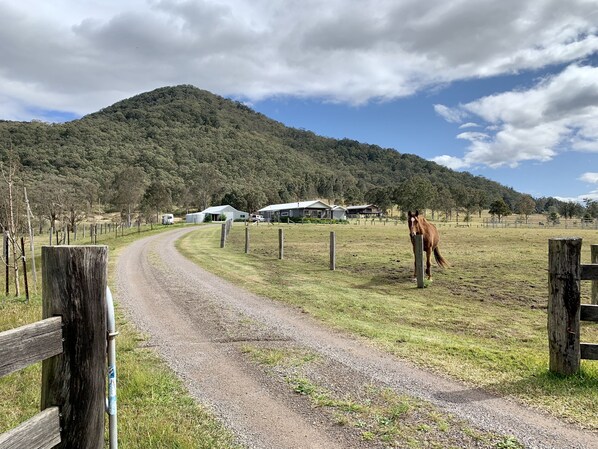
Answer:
[201,205,235,214]
[346,204,375,210]
[258,200,331,212]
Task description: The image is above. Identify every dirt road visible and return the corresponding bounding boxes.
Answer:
[116,227,598,449]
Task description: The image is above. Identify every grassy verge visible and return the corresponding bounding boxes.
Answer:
[0,223,238,448]
[177,222,598,428]
[241,344,524,448]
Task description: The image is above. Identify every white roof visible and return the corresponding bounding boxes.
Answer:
[346,204,375,210]
[258,200,331,213]
[331,205,347,210]
[202,205,236,214]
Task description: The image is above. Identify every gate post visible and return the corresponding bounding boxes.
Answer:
[41,245,108,448]
[592,244,598,305]
[245,227,250,254]
[415,234,425,288]
[220,223,226,248]
[330,231,336,271]
[278,229,284,260]
[548,238,582,375]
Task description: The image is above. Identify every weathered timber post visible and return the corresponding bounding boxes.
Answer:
[3,232,8,295]
[415,234,425,288]
[245,227,249,254]
[220,223,226,248]
[330,231,336,271]
[592,244,598,305]
[41,245,108,448]
[548,238,582,375]
[20,237,29,302]
[279,228,284,260]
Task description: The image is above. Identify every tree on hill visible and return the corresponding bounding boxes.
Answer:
[0,85,534,221]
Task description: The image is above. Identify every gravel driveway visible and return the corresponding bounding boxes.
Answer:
[116,227,598,449]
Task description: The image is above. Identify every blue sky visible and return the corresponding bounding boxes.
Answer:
[1,0,597,201]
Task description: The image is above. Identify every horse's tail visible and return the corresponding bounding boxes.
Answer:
[434,247,449,268]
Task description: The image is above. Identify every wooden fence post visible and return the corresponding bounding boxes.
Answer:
[279,228,284,260]
[220,223,226,248]
[592,244,598,305]
[245,227,249,254]
[41,245,108,449]
[415,234,425,288]
[20,237,29,302]
[330,231,336,271]
[3,232,8,296]
[548,238,582,375]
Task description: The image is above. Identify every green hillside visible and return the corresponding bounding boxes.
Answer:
[0,85,524,221]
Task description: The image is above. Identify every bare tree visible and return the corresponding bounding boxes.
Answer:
[0,151,23,296]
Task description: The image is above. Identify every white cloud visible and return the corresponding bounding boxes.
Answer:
[459,122,480,129]
[434,104,466,123]
[0,0,597,118]
[431,155,468,170]
[456,132,489,142]
[441,64,598,168]
[580,173,598,184]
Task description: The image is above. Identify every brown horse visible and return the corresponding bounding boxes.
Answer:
[407,210,448,280]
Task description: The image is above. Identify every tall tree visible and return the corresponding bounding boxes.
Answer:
[489,198,511,222]
[515,195,536,223]
[141,181,172,223]
[393,176,437,213]
[111,167,146,226]
[365,187,393,215]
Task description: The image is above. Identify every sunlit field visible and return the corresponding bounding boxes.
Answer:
[178,220,598,428]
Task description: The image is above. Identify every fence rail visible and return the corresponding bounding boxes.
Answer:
[0,406,61,449]
[0,316,63,378]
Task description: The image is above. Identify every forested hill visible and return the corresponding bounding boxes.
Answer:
[0,85,524,215]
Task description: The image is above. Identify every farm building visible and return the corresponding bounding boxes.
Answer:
[185,212,205,224]
[346,204,382,218]
[258,200,332,221]
[187,205,248,222]
[331,205,347,220]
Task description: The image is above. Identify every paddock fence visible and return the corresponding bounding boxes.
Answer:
[0,246,108,449]
[548,239,598,376]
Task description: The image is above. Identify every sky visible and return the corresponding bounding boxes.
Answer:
[1,0,598,202]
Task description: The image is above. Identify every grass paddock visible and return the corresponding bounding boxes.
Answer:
[177,221,598,429]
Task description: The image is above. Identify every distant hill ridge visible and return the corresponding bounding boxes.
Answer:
[0,85,522,213]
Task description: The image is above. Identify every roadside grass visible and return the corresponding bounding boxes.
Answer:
[0,223,238,448]
[241,342,524,448]
[177,222,598,428]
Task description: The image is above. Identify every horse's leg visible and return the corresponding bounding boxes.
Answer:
[426,248,432,280]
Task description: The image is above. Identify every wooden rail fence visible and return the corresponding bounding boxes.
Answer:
[548,239,598,375]
[0,246,108,449]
